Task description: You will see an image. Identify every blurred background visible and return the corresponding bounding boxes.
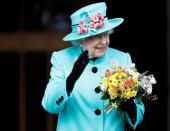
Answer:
[0,0,168,131]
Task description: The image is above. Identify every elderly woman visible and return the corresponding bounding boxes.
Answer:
[41,2,145,131]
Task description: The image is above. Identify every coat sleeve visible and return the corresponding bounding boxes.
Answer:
[125,53,145,129]
[41,51,69,114]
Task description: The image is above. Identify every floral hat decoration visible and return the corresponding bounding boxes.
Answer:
[63,2,124,41]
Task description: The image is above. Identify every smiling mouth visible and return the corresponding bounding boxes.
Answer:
[95,45,107,49]
[95,46,106,52]
[96,47,105,49]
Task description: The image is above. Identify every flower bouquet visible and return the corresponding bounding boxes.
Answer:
[100,63,158,113]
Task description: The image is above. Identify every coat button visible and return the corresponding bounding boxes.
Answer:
[61,96,64,100]
[56,100,60,105]
[95,86,101,93]
[95,109,101,115]
[92,67,98,73]
[59,98,62,102]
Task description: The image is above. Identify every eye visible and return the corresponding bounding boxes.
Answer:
[94,35,101,38]
[89,35,99,39]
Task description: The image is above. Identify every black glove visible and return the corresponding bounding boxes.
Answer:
[119,98,137,124]
[66,50,90,96]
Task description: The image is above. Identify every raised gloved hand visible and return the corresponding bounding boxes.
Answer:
[66,50,90,96]
[119,98,137,124]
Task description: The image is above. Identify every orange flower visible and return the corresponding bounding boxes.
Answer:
[124,80,134,88]
[105,69,112,77]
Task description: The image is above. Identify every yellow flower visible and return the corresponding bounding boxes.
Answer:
[112,80,118,87]
[128,90,136,98]
[118,80,125,90]
[108,87,118,100]
[132,78,139,86]
[109,75,116,81]
[111,102,118,108]
[117,72,123,79]
[101,77,108,86]
[121,89,137,99]
[112,72,121,79]
[121,72,128,78]
[115,67,124,72]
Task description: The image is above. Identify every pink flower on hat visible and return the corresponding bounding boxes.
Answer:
[89,22,95,28]
[94,23,100,29]
[79,21,86,28]
[81,27,88,34]
[77,27,88,34]
[97,12,104,21]
[77,21,88,34]
[77,12,105,34]
[92,16,99,23]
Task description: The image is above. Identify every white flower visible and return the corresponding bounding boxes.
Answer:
[150,75,157,84]
[132,72,140,79]
[100,84,107,91]
[142,83,147,90]
[140,77,149,89]
[110,59,119,67]
[129,63,136,68]
[146,85,153,94]
[125,68,140,79]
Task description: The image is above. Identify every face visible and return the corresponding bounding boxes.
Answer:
[81,31,111,58]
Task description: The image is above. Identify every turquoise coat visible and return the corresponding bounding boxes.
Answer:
[42,45,145,131]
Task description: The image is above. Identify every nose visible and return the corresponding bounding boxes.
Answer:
[101,34,106,40]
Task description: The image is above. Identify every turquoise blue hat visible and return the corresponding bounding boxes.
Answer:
[63,2,124,41]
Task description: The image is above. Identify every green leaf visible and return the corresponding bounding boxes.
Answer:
[115,99,122,105]
[101,91,110,100]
